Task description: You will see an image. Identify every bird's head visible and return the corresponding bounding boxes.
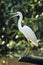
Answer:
[10,11,22,19]
[16,11,22,16]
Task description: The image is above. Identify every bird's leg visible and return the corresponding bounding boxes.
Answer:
[23,40,32,55]
[23,47,28,55]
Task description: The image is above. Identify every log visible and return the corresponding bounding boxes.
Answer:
[19,55,43,65]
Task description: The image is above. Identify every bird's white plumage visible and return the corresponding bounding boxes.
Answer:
[21,25,38,46]
[11,11,38,47]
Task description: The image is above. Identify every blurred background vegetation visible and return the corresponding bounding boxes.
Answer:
[0,0,43,58]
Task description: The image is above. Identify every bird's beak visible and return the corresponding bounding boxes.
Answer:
[10,13,17,19]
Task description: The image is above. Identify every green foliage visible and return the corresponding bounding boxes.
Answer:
[0,0,43,57]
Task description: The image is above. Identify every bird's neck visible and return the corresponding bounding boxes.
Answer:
[18,14,23,31]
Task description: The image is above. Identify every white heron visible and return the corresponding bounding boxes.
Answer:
[10,11,39,47]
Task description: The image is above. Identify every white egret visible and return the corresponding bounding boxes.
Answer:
[10,11,39,47]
